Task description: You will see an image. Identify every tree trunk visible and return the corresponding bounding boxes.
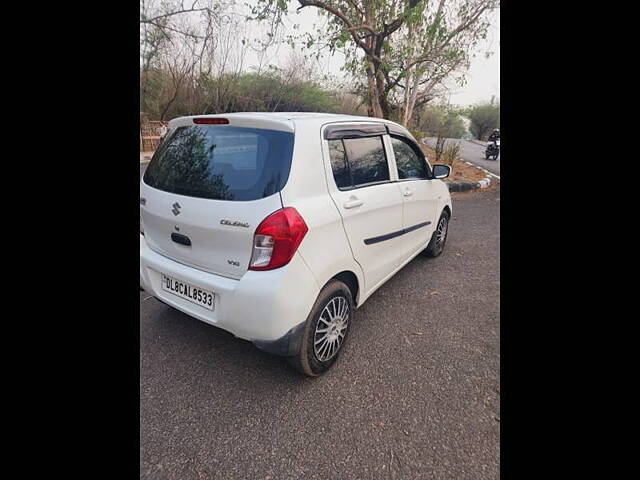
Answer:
[401,69,421,127]
[366,58,391,119]
[366,64,384,118]
[377,70,392,119]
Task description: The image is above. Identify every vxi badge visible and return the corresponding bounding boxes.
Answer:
[220,219,250,228]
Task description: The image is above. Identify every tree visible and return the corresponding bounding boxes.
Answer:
[393,0,496,126]
[255,0,497,125]
[465,101,499,140]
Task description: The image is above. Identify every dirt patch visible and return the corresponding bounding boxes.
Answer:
[419,142,487,184]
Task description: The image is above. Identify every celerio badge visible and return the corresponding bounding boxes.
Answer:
[220,220,249,228]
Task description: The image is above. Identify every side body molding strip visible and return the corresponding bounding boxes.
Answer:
[364,221,431,245]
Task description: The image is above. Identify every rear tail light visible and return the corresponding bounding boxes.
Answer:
[249,207,308,271]
[193,117,229,125]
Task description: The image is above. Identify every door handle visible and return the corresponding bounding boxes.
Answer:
[343,196,364,209]
[403,189,414,197]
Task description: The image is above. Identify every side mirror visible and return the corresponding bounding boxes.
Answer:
[432,164,451,179]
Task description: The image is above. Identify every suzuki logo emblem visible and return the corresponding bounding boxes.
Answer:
[172,202,181,216]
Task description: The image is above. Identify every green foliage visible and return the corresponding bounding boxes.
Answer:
[417,104,467,139]
[232,71,339,113]
[465,101,500,140]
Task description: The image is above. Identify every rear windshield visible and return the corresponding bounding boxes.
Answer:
[143,125,295,201]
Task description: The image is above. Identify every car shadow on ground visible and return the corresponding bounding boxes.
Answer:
[143,301,305,382]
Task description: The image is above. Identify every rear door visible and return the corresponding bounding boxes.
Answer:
[322,123,405,294]
[140,119,295,279]
[388,134,440,259]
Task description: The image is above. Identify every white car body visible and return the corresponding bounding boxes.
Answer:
[140,112,452,356]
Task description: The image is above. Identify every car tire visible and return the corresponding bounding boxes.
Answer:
[424,210,450,257]
[287,280,354,377]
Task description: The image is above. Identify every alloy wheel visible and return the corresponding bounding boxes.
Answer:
[313,296,350,362]
[435,217,448,250]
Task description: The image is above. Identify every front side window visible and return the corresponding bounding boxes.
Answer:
[143,125,294,201]
[391,136,429,180]
[327,135,390,190]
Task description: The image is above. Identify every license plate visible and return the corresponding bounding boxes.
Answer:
[161,273,214,311]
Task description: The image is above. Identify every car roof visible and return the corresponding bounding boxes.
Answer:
[186,112,383,121]
[167,112,417,144]
[170,112,404,128]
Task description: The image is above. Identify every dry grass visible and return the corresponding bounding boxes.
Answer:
[420,142,487,183]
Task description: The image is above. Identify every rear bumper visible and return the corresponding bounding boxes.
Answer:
[140,235,319,347]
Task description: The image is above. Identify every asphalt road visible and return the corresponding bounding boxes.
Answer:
[424,138,500,177]
[139,165,500,479]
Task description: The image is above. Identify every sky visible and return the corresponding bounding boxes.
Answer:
[249,4,500,107]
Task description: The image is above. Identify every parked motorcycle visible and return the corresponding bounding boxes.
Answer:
[485,139,500,160]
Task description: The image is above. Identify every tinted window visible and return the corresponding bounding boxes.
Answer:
[391,136,429,179]
[343,136,389,186]
[143,125,294,201]
[328,140,351,189]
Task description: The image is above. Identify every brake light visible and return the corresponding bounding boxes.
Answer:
[193,117,229,125]
[249,208,308,271]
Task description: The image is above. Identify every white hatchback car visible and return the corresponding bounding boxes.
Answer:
[140,113,452,376]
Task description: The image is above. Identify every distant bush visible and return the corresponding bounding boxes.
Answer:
[140,68,344,120]
[416,105,467,139]
[409,129,425,141]
[465,101,500,140]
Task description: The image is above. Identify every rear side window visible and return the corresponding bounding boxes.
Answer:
[328,139,351,189]
[327,136,390,190]
[143,125,294,201]
[390,136,430,179]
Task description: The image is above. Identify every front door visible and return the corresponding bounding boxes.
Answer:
[388,135,440,259]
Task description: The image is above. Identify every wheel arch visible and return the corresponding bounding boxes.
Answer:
[328,270,361,307]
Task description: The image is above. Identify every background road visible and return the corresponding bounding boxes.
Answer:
[424,138,500,177]
[140,162,500,479]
